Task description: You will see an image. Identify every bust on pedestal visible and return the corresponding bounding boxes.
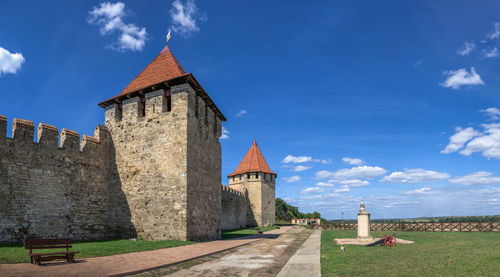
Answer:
[357,203,372,240]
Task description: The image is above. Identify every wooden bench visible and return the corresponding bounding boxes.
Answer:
[25,238,79,265]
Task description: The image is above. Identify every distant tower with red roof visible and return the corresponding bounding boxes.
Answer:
[228,140,277,226]
[99,42,226,241]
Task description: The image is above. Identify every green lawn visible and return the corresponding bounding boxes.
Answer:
[321,230,500,277]
[221,226,278,240]
[0,239,196,264]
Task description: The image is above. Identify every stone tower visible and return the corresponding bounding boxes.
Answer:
[98,43,226,241]
[228,140,276,226]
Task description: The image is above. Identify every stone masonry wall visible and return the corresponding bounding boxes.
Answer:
[105,83,223,241]
[0,117,133,243]
[260,174,276,226]
[105,88,190,241]
[220,185,248,230]
[185,84,222,240]
[228,173,276,226]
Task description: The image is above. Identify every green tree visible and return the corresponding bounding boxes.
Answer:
[275,198,321,221]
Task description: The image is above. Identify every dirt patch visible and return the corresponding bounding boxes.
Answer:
[134,226,312,277]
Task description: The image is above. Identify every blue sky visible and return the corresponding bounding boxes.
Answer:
[1,0,499,219]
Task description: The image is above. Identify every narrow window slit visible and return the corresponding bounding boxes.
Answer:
[195,96,199,117]
[164,90,172,112]
[117,102,123,121]
[204,106,209,126]
[213,114,217,135]
[139,95,146,117]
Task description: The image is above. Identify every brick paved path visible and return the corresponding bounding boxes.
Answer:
[0,226,291,277]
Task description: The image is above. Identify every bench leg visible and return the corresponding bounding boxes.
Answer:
[67,253,75,262]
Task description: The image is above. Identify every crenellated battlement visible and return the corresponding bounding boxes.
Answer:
[13,118,35,141]
[38,123,58,147]
[0,116,115,243]
[221,184,250,230]
[221,184,245,197]
[104,84,222,140]
[228,172,276,185]
[0,115,109,153]
[0,115,7,139]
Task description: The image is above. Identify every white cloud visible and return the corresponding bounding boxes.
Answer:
[483,47,499,58]
[342,157,364,166]
[315,178,368,188]
[441,127,480,154]
[283,175,301,183]
[314,159,331,164]
[316,182,334,187]
[449,172,500,185]
[300,187,324,194]
[314,170,333,179]
[315,166,386,180]
[282,197,296,203]
[482,123,500,129]
[442,122,500,159]
[88,2,147,51]
[381,169,450,184]
[440,67,484,89]
[282,155,330,164]
[0,47,25,76]
[220,126,229,139]
[302,194,328,200]
[457,41,476,56]
[282,155,312,163]
[481,107,500,120]
[293,165,311,172]
[337,179,369,187]
[169,0,202,37]
[235,110,247,117]
[488,22,500,39]
[402,187,432,195]
[296,185,500,219]
[459,127,500,159]
[334,186,350,193]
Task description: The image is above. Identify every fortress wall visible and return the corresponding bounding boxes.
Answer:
[261,174,276,226]
[105,88,191,241]
[185,84,222,240]
[228,173,276,226]
[220,185,248,230]
[0,117,124,243]
[228,174,262,226]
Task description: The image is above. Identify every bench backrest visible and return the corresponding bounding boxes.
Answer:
[25,238,73,251]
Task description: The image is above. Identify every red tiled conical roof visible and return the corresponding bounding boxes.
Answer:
[118,44,188,96]
[228,140,276,177]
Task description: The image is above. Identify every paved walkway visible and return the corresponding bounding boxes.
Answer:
[158,226,310,277]
[276,229,321,277]
[0,227,291,277]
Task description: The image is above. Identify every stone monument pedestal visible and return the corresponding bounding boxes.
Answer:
[334,203,415,246]
[357,203,372,241]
